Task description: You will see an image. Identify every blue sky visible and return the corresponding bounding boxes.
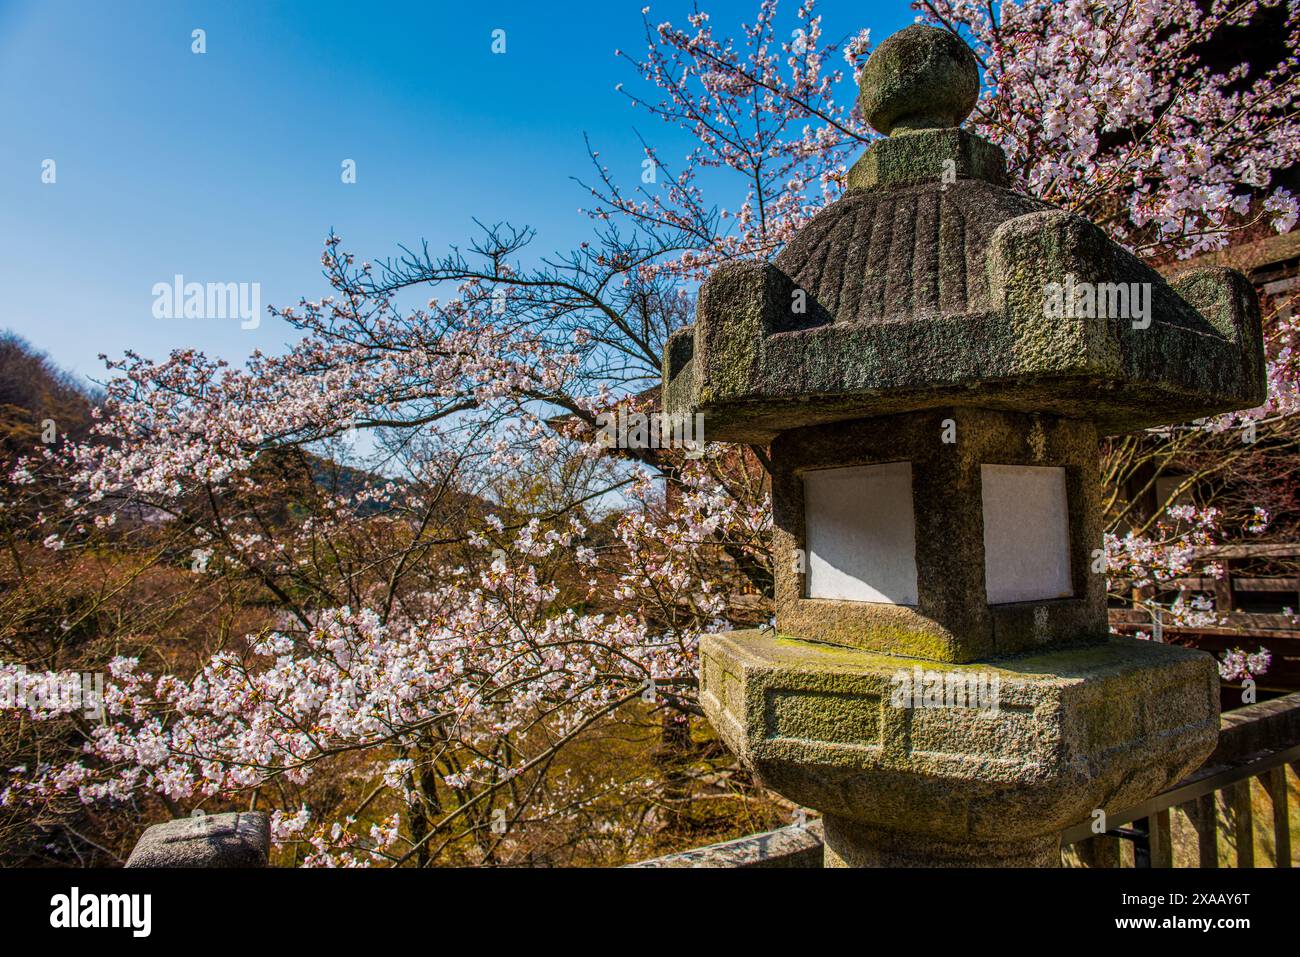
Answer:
[0,0,914,386]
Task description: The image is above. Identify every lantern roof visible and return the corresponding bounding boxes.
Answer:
[662,24,1265,444]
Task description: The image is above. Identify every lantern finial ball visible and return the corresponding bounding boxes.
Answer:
[858,24,980,136]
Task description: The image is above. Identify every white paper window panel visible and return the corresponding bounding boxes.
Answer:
[980,464,1073,605]
[804,461,919,604]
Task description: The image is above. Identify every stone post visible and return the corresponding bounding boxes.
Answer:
[125,812,270,868]
[663,24,1266,867]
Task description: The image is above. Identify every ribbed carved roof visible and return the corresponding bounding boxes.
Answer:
[773,181,1052,323]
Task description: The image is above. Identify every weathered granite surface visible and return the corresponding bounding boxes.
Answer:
[700,630,1219,863]
[636,692,1300,866]
[125,811,270,868]
[773,407,1104,661]
[858,24,980,135]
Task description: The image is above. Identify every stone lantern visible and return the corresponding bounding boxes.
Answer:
[662,24,1266,866]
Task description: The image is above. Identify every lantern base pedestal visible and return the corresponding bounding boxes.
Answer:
[822,815,1059,868]
[700,629,1219,866]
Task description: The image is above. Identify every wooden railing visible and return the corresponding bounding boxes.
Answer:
[633,690,1300,868]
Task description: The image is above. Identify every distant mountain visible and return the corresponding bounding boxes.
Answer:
[0,332,99,458]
